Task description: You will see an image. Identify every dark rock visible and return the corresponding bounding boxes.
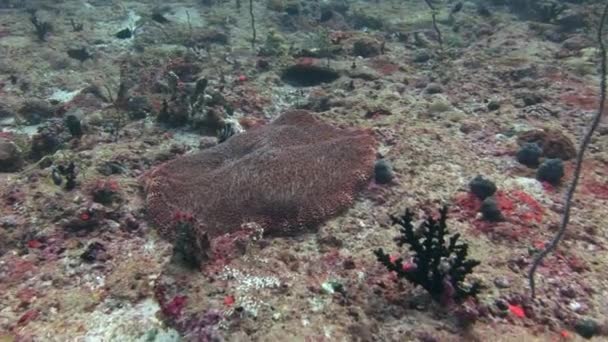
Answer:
[80,241,106,263]
[30,119,65,160]
[67,47,93,62]
[97,161,126,176]
[537,158,564,185]
[494,276,510,288]
[115,28,132,39]
[0,138,23,172]
[516,142,542,168]
[350,12,383,30]
[64,114,82,137]
[18,99,57,124]
[481,197,502,222]
[351,37,382,58]
[521,93,543,107]
[561,34,593,51]
[256,59,270,70]
[0,103,16,118]
[198,29,229,45]
[556,9,587,32]
[374,159,394,184]
[495,299,509,311]
[413,50,431,63]
[281,64,340,87]
[469,175,497,200]
[126,96,151,120]
[459,121,481,134]
[487,100,500,111]
[425,83,443,94]
[0,215,18,228]
[574,318,600,339]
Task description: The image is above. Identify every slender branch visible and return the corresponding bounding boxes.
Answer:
[528,2,608,298]
[249,0,256,49]
[422,0,443,49]
[186,10,193,42]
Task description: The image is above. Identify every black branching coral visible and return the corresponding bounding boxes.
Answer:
[374,206,481,303]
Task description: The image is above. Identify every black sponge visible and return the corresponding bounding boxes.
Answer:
[374,159,394,184]
[516,142,542,168]
[537,159,564,185]
[469,175,497,200]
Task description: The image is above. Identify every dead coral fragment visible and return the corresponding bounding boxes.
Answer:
[374,206,481,304]
[144,110,376,241]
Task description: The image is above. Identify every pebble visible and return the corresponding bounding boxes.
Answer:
[425,83,443,94]
[0,215,18,228]
[493,276,510,288]
[487,100,500,111]
[460,121,481,134]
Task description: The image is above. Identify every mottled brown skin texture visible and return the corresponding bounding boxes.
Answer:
[143,110,377,241]
[517,128,576,160]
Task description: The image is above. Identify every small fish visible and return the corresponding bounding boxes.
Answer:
[67,48,92,62]
[451,2,463,14]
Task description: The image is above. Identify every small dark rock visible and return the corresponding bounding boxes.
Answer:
[481,197,502,222]
[151,12,170,24]
[556,9,587,33]
[494,276,510,288]
[574,318,600,339]
[115,28,132,39]
[459,120,481,134]
[67,47,93,62]
[487,100,500,111]
[469,175,497,200]
[352,38,382,58]
[0,138,23,172]
[280,64,340,87]
[495,299,509,311]
[256,59,270,70]
[64,114,82,137]
[123,214,140,231]
[522,93,543,107]
[343,258,356,270]
[477,4,491,17]
[81,241,106,263]
[413,50,431,63]
[537,158,564,185]
[0,103,16,118]
[561,34,593,51]
[425,83,443,94]
[197,29,229,45]
[374,159,394,184]
[18,99,57,124]
[516,142,542,168]
[126,96,151,120]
